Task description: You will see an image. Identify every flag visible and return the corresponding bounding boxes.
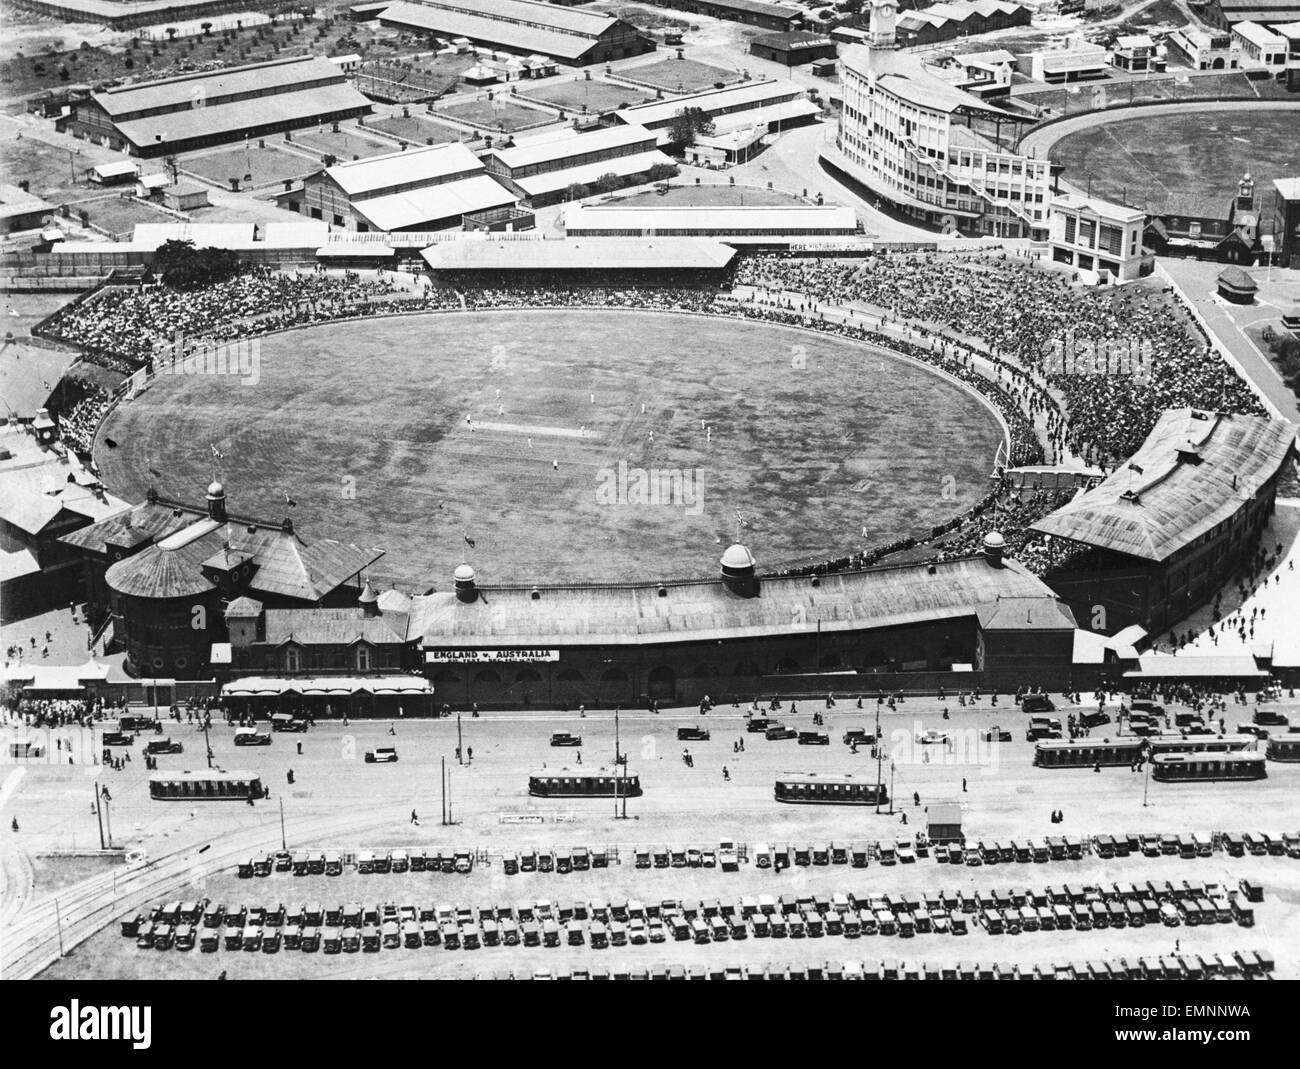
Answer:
[465,535,476,549]
[284,492,296,508]
[148,467,162,479]
[210,444,224,460]
[1129,463,1144,475]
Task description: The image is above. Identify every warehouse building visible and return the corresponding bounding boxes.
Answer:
[0,184,53,235]
[616,79,819,143]
[59,56,372,158]
[292,142,517,232]
[1205,0,1300,28]
[749,30,837,67]
[481,123,675,205]
[639,0,802,32]
[376,0,655,66]
[895,0,1031,49]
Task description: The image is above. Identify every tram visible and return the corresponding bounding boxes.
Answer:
[1149,753,1267,783]
[149,769,265,800]
[528,768,642,798]
[774,771,889,805]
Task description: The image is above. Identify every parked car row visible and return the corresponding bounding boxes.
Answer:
[128,874,1260,956]
[234,829,1300,884]
[515,949,1275,981]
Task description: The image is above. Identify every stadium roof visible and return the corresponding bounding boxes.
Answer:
[0,427,128,536]
[378,2,602,61]
[91,57,346,116]
[562,203,858,236]
[262,607,407,646]
[130,222,258,249]
[113,82,370,150]
[408,556,1072,647]
[1031,410,1297,562]
[618,80,804,127]
[489,124,656,172]
[514,150,675,197]
[325,142,483,197]
[420,237,737,271]
[351,174,516,231]
[103,516,383,602]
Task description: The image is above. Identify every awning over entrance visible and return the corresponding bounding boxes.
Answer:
[221,676,432,697]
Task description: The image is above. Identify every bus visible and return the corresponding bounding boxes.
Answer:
[528,768,642,798]
[1150,753,1267,783]
[1266,737,1300,762]
[1034,740,1142,768]
[149,769,265,800]
[773,771,888,805]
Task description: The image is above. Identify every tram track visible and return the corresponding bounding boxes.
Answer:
[1,803,423,979]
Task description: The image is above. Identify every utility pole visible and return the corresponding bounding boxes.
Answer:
[1143,753,1151,808]
[94,782,105,849]
[202,715,213,769]
[279,796,286,851]
[889,761,896,816]
[55,899,65,957]
[457,712,463,766]
[441,756,447,826]
[102,788,113,848]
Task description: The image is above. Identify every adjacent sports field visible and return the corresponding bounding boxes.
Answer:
[94,310,1003,586]
[1048,108,1300,214]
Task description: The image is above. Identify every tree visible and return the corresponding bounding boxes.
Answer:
[564,182,588,202]
[165,27,177,41]
[201,22,213,36]
[647,162,676,183]
[152,239,242,290]
[666,106,714,150]
[593,172,621,195]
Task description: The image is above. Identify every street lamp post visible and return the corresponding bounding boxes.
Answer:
[874,700,883,813]
[889,761,896,816]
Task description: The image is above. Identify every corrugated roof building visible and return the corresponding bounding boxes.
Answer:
[377,0,654,65]
[60,56,372,157]
[296,142,518,232]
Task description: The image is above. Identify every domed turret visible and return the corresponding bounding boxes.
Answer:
[720,543,759,597]
[454,563,478,603]
[983,530,1006,567]
[359,580,379,615]
[206,480,227,522]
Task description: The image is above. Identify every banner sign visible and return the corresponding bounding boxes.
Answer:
[425,649,559,663]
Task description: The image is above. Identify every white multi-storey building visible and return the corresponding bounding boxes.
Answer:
[821,0,1052,239]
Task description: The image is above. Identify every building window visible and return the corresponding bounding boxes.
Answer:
[357,645,371,671]
[286,647,300,672]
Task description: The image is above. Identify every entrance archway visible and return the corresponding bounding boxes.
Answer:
[648,665,676,702]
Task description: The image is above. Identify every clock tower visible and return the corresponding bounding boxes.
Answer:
[868,0,898,49]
